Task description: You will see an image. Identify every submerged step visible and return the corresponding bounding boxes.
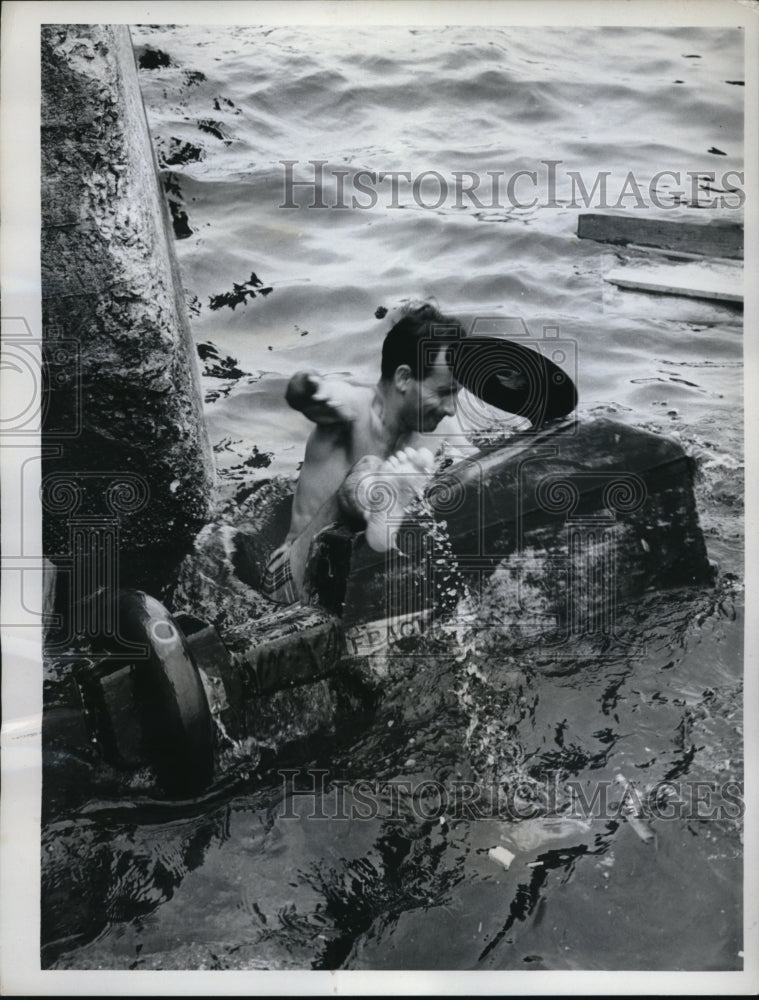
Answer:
[603,262,742,303]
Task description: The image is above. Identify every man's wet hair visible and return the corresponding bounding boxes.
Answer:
[380,303,464,381]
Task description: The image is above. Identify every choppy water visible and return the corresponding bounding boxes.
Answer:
[43,24,744,970]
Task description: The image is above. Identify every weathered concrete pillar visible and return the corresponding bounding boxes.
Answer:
[40,25,214,595]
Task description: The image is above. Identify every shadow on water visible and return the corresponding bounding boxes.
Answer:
[42,807,227,967]
[297,823,465,970]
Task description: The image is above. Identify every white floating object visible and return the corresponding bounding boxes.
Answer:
[604,262,742,303]
[627,814,656,844]
[488,846,516,870]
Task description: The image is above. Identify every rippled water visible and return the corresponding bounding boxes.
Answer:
[43,24,744,971]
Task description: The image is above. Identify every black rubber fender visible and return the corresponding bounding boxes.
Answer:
[452,336,577,426]
[117,589,215,797]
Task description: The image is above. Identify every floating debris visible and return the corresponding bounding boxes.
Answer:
[197,118,232,144]
[196,341,248,380]
[213,96,239,112]
[614,774,656,844]
[488,846,515,871]
[182,69,206,87]
[159,138,205,167]
[208,272,273,311]
[137,47,174,69]
[242,446,273,470]
[161,171,194,239]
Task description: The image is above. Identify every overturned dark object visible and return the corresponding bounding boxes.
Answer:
[451,336,578,427]
[311,418,712,626]
[45,417,713,799]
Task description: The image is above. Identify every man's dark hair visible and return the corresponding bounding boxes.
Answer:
[380,303,464,381]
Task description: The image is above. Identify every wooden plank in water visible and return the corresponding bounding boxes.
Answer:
[604,263,743,303]
[578,213,743,260]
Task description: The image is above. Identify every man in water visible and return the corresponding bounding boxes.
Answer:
[261,303,462,604]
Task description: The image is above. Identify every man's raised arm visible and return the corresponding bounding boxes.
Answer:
[285,371,363,425]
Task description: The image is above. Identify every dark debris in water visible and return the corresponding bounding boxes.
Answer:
[212,436,244,454]
[374,305,388,319]
[183,70,206,87]
[208,273,273,311]
[137,47,174,70]
[158,138,205,168]
[168,202,192,240]
[303,825,465,969]
[161,171,194,239]
[530,741,615,778]
[242,446,273,469]
[213,96,240,113]
[197,118,232,144]
[197,341,249,380]
[479,841,600,963]
[708,146,727,156]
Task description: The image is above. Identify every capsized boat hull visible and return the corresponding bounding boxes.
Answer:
[308,418,713,627]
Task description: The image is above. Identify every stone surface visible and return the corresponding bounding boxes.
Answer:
[577,212,743,259]
[40,25,214,591]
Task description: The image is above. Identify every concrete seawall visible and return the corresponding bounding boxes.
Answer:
[40,25,214,596]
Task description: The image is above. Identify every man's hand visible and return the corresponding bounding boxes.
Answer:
[286,371,361,424]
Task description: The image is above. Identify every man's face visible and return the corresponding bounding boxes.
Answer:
[410,354,459,433]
